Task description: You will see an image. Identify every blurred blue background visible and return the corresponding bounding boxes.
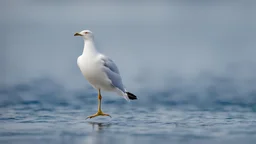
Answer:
[1,0,256,144]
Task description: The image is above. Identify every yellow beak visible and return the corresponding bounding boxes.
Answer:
[74,32,82,36]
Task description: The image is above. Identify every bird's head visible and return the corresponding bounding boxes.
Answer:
[74,30,93,40]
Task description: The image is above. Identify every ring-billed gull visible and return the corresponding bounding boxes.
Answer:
[74,30,137,119]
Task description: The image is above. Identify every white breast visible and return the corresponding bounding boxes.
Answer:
[77,55,113,90]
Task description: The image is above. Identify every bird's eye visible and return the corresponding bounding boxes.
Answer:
[85,32,88,34]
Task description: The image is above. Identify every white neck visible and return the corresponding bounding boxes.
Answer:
[82,39,98,56]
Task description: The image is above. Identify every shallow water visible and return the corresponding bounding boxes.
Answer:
[1,78,256,144]
[1,102,256,144]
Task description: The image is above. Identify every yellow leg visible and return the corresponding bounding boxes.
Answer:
[86,89,111,119]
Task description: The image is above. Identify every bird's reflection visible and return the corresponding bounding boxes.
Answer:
[88,121,112,131]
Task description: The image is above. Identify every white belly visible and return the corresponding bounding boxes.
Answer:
[77,56,114,91]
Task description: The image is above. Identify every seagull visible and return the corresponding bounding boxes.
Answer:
[74,30,137,119]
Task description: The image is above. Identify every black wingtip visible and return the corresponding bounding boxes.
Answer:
[126,92,137,100]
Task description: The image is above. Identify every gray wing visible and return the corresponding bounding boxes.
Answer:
[100,55,126,93]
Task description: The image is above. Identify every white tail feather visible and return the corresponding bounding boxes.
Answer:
[115,88,130,102]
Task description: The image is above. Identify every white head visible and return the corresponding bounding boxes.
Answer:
[74,30,94,40]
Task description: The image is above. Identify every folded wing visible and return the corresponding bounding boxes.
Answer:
[99,54,126,93]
